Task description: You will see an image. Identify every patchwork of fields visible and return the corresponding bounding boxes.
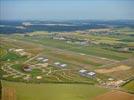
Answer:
[0,27,134,100]
[0,36,116,84]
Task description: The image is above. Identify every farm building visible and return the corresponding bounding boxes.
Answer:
[79,69,87,76]
[37,57,49,63]
[79,69,96,77]
[87,72,96,77]
[54,62,67,68]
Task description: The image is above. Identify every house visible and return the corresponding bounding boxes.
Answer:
[79,69,87,76]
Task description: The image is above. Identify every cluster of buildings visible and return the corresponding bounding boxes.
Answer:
[22,56,68,73]
[22,57,49,72]
[36,56,68,68]
[52,33,106,46]
[9,48,31,57]
[54,62,67,68]
[79,69,96,78]
[101,80,126,88]
[53,37,66,40]
[52,35,90,46]
[36,57,49,63]
[67,40,89,46]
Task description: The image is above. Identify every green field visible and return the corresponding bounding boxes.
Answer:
[2,80,109,100]
[12,34,133,60]
[122,80,134,93]
[0,48,27,62]
[0,52,22,61]
[0,48,7,58]
[0,29,134,100]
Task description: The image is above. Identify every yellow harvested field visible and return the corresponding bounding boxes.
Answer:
[95,65,131,73]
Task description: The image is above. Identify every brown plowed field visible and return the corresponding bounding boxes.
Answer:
[93,90,134,100]
[2,87,16,100]
[95,65,131,73]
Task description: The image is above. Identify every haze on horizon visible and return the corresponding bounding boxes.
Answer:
[0,0,134,21]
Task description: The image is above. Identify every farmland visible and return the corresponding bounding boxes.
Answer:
[0,35,115,84]
[1,87,16,100]
[0,24,134,100]
[93,90,134,100]
[10,34,133,60]
[122,80,134,93]
[1,80,109,100]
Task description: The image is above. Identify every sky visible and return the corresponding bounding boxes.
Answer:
[0,0,134,20]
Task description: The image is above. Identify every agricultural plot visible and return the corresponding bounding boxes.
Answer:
[0,29,134,100]
[95,65,131,74]
[0,36,114,83]
[93,90,134,100]
[10,34,133,60]
[0,34,134,84]
[2,80,109,100]
[1,87,16,100]
[0,52,26,62]
[122,80,134,93]
[95,58,134,80]
[0,47,7,57]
